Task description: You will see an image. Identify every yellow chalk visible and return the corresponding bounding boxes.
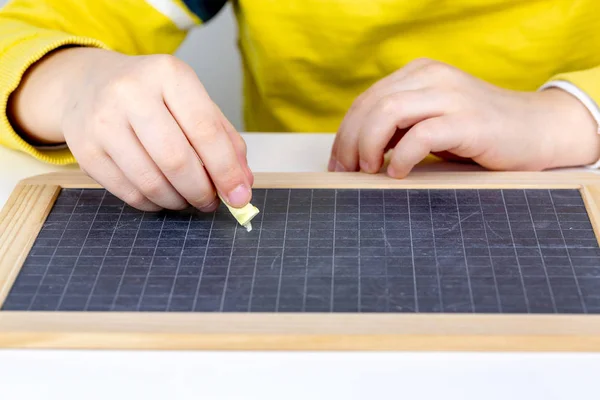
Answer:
[219,195,260,232]
[192,151,259,230]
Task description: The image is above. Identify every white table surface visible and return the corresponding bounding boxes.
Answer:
[1,133,600,400]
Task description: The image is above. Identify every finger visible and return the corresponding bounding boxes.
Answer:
[387,115,468,179]
[78,150,162,212]
[357,89,452,173]
[162,74,251,208]
[217,109,254,186]
[127,98,219,212]
[331,59,438,172]
[100,124,189,210]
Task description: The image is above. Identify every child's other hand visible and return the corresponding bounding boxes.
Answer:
[329,58,600,177]
[12,48,252,212]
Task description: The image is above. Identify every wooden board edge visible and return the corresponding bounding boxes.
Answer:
[581,185,600,246]
[0,184,61,306]
[17,170,600,188]
[1,313,600,351]
[1,332,600,351]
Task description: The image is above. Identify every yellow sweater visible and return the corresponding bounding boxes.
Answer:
[1,0,600,165]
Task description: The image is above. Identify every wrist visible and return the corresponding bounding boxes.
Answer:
[534,88,600,169]
[8,47,113,145]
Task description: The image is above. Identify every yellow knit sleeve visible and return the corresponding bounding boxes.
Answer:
[0,0,200,164]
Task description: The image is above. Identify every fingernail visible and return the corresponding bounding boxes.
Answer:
[328,157,336,172]
[335,161,347,172]
[359,160,370,173]
[227,184,251,207]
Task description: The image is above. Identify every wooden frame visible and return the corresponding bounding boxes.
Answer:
[2,169,600,351]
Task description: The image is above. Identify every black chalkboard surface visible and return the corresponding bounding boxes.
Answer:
[4,186,599,314]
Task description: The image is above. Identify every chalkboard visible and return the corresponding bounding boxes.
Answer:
[3,187,600,314]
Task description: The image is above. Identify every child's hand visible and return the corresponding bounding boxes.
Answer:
[329,58,600,177]
[11,48,252,212]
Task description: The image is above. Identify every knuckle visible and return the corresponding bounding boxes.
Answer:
[421,60,453,79]
[215,163,241,186]
[377,95,400,116]
[80,142,106,165]
[160,154,188,176]
[413,125,434,147]
[89,108,116,132]
[422,61,444,75]
[237,138,248,155]
[152,54,190,76]
[122,189,148,210]
[104,75,140,100]
[192,119,221,144]
[349,93,369,112]
[194,192,217,209]
[137,173,166,198]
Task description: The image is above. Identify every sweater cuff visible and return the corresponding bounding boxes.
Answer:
[539,79,600,169]
[0,31,108,165]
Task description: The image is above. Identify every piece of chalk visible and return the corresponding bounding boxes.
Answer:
[187,151,259,230]
[219,195,260,231]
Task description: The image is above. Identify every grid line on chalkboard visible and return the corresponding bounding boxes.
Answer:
[28,189,84,310]
[274,189,290,312]
[167,210,192,310]
[136,206,165,311]
[428,190,443,311]
[88,193,113,310]
[523,190,558,313]
[110,202,144,311]
[4,188,600,314]
[549,189,587,313]
[248,189,268,311]
[301,189,313,311]
[477,189,503,312]
[455,189,475,312]
[382,190,389,312]
[330,190,336,312]
[85,193,125,311]
[220,212,238,312]
[193,208,215,312]
[501,190,531,312]
[357,189,361,311]
[56,190,104,309]
[407,190,417,312]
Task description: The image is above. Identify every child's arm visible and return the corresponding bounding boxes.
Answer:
[0,0,253,212]
[330,58,600,177]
